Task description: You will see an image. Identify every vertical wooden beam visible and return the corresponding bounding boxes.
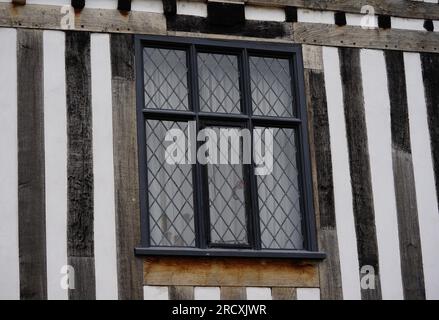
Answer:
[17,28,47,300]
[339,47,382,300]
[271,287,297,300]
[220,287,247,300]
[385,50,426,300]
[420,53,439,209]
[169,286,194,300]
[65,31,96,300]
[303,45,343,300]
[111,33,143,300]
[163,0,177,17]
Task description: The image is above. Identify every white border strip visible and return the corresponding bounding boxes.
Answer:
[0,28,19,300]
[43,30,68,300]
[323,46,362,300]
[91,33,119,300]
[360,49,404,300]
[404,52,439,300]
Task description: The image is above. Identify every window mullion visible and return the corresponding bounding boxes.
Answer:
[242,48,262,250]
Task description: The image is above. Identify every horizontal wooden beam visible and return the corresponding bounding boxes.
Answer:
[1,3,438,53]
[246,0,439,21]
[144,256,319,287]
[291,22,439,53]
[0,3,166,34]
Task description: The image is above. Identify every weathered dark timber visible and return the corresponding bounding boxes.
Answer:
[12,0,26,5]
[334,12,346,27]
[303,48,343,300]
[65,31,96,300]
[71,0,85,10]
[285,6,297,23]
[169,286,194,300]
[220,287,247,300]
[378,15,392,29]
[162,0,177,17]
[111,33,143,300]
[271,287,297,300]
[421,53,439,209]
[424,20,434,32]
[167,15,290,39]
[207,1,245,27]
[117,0,131,12]
[17,29,47,300]
[246,0,439,21]
[339,47,382,300]
[385,50,425,300]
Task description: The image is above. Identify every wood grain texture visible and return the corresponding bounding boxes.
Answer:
[420,53,439,209]
[17,28,47,300]
[220,287,247,300]
[303,49,342,300]
[247,0,439,20]
[292,23,439,54]
[65,31,96,300]
[169,286,194,300]
[339,47,382,300]
[385,50,425,300]
[144,257,319,287]
[111,33,143,300]
[0,3,166,34]
[271,287,296,300]
[167,15,292,39]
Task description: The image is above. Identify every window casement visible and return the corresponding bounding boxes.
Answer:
[134,35,324,259]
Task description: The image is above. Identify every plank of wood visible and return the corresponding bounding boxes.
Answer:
[246,0,439,21]
[167,15,291,39]
[144,257,319,287]
[169,286,194,300]
[303,45,343,300]
[385,50,426,300]
[339,47,382,300]
[220,287,247,300]
[420,53,439,210]
[111,33,143,300]
[17,28,47,300]
[271,287,296,300]
[292,23,439,54]
[65,31,96,300]
[0,3,166,34]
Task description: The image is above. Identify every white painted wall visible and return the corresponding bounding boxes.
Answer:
[323,46,362,300]
[246,287,272,300]
[297,9,335,24]
[245,6,285,22]
[91,33,119,300]
[0,28,19,300]
[194,287,220,300]
[177,0,207,17]
[391,17,425,31]
[144,286,169,300]
[360,49,404,300]
[296,288,320,300]
[405,52,439,300]
[43,30,68,300]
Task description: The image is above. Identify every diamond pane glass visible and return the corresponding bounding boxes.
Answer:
[143,47,189,110]
[146,120,195,247]
[250,56,295,117]
[255,127,303,249]
[198,53,241,114]
[206,127,248,245]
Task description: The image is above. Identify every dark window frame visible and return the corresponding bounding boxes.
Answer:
[134,35,325,260]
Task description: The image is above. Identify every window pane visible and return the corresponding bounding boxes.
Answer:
[198,53,241,114]
[143,47,189,110]
[250,56,295,117]
[256,127,303,249]
[146,120,195,247]
[206,127,248,245]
